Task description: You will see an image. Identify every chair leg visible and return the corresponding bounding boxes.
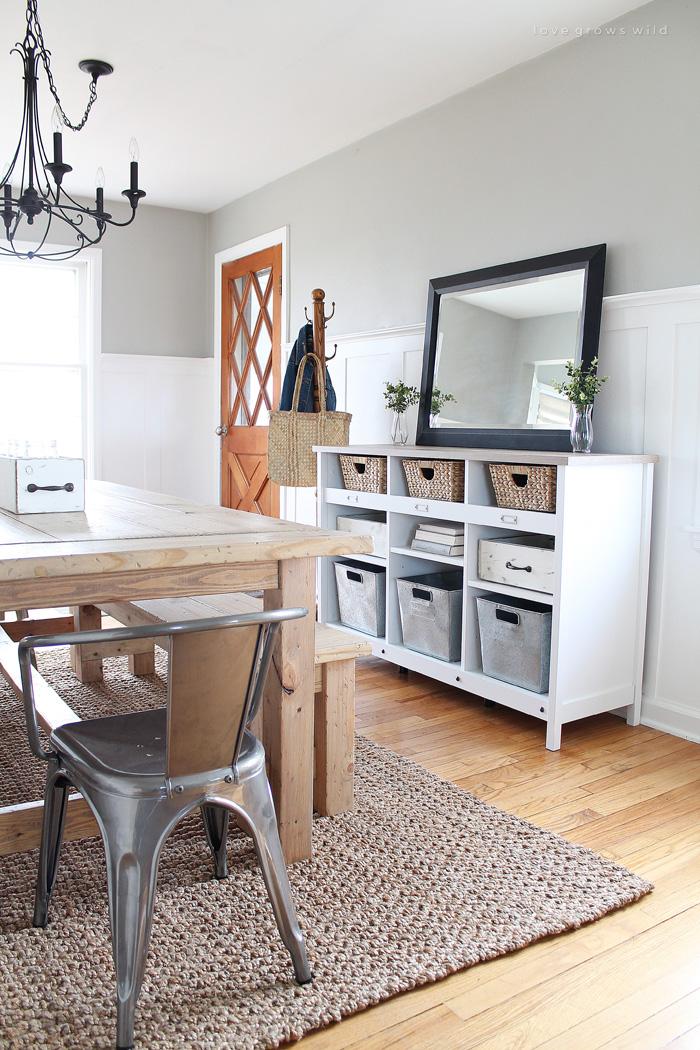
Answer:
[33,761,70,928]
[200,803,230,879]
[239,769,312,985]
[97,795,174,1050]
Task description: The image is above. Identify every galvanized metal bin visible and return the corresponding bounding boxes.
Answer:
[334,559,386,636]
[396,571,463,662]
[476,594,552,693]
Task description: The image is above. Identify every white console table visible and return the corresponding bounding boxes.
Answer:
[316,445,657,750]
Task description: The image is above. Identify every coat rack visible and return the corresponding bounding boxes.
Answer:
[305,288,337,412]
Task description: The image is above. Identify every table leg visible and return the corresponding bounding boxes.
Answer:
[314,658,355,817]
[262,558,315,863]
[70,605,103,682]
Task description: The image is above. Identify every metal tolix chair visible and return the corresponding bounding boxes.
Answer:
[18,608,312,1050]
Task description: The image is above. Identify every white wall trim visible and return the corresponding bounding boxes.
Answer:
[101,354,215,374]
[642,694,700,745]
[603,285,700,311]
[86,248,103,482]
[319,321,425,347]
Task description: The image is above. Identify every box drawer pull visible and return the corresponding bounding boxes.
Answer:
[505,560,532,573]
[495,608,520,626]
[26,482,75,493]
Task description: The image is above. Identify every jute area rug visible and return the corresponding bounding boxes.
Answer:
[0,652,652,1050]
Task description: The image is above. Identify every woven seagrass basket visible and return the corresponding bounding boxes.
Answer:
[340,455,387,494]
[403,459,465,502]
[488,463,557,513]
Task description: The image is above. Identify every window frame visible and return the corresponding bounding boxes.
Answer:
[0,244,102,477]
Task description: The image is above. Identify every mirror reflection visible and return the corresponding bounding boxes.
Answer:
[432,268,585,431]
[416,244,606,451]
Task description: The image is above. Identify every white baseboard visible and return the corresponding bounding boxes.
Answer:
[641,695,700,745]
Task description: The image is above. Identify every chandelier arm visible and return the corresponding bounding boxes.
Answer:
[28,0,101,132]
[3,0,144,259]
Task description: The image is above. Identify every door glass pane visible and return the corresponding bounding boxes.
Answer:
[229,266,273,426]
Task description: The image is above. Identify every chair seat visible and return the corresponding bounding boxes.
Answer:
[51,708,168,779]
[51,710,259,785]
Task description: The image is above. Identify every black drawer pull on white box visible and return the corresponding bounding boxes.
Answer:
[504,560,532,573]
[26,482,75,493]
[496,608,520,626]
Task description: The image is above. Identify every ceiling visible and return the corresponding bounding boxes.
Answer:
[0,0,649,215]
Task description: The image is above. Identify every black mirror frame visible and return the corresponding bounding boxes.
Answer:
[415,243,607,451]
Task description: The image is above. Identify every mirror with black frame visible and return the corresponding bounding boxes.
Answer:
[416,244,607,451]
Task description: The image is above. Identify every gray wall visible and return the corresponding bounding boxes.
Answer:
[207,0,700,345]
[14,197,208,358]
[101,203,207,357]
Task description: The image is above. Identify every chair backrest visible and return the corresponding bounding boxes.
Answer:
[18,607,308,772]
[166,623,261,778]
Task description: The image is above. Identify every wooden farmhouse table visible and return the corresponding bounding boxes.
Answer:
[0,481,372,863]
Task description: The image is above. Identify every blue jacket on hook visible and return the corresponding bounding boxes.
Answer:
[279,323,337,412]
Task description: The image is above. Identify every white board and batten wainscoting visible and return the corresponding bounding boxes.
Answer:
[97,285,700,745]
[99,354,218,503]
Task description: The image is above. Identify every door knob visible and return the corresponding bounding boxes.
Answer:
[215,424,228,436]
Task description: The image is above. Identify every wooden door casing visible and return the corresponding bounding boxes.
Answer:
[220,245,282,516]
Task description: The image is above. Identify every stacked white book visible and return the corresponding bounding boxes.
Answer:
[410,521,464,556]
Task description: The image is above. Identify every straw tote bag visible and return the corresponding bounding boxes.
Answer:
[268,353,351,487]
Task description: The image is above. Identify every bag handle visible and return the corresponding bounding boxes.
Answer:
[291,352,327,413]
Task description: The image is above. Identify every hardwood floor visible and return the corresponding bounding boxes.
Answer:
[296,656,700,1050]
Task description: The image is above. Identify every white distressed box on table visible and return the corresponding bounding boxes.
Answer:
[0,456,85,513]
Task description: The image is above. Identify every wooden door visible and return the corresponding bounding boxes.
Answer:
[220,245,282,516]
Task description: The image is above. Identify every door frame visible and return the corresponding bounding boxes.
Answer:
[213,227,289,506]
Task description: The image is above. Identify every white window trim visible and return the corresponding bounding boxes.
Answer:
[1,243,102,478]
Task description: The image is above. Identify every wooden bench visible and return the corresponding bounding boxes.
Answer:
[97,594,371,817]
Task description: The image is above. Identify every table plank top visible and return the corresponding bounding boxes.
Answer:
[0,480,373,585]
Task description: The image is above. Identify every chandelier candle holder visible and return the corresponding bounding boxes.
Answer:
[1,0,146,260]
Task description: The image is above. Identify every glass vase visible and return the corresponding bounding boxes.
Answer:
[390,410,408,445]
[570,402,593,453]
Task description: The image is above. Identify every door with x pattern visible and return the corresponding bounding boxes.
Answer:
[219,245,282,516]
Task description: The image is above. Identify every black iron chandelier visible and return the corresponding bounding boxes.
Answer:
[1,0,145,261]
